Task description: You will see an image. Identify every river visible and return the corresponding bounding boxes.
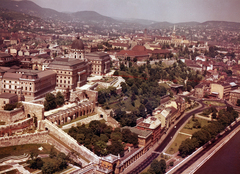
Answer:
[195,130,240,174]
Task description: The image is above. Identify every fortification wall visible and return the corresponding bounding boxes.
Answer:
[0,118,34,136]
[0,108,25,124]
[22,102,44,121]
[0,130,86,166]
[95,107,120,128]
[0,131,49,147]
[39,120,100,164]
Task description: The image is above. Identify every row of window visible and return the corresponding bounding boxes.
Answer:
[57,71,72,75]
[57,76,71,79]
[57,85,71,88]
[3,80,32,86]
[57,80,71,84]
[3,85,32,91]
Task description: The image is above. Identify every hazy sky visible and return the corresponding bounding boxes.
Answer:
[29,0,240,23]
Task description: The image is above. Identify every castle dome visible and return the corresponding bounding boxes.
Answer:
[71,37,84,50]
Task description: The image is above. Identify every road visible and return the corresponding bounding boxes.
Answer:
[128,99,207,174]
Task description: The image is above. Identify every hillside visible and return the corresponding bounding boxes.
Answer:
[0,8,41,21]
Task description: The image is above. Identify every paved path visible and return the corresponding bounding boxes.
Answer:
[179,132,192,136]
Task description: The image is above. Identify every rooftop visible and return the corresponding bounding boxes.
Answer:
[0,93,18,99]
[122,126,152,138]
[101,154,118,163]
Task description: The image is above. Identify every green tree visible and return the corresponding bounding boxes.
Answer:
[28,157,43,170]
[44,93,56,111]
[49,147,57,158]
[56,92,64,106]
[107,140,124,157]
[139,104,147,118]
[113,70,119,76]
[100,134,109,142]
[76,134,85,144]
[121,82,127,93]
[94,140,108,156]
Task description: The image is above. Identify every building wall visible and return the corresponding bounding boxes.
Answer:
[0,95,18,110]
[0,71,56,102]
[229,92,240,105]
[210,83,224,99]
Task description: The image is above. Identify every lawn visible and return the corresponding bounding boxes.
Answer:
[180,117,210,135]
[203,101,226,107]
[165,117,210,155]
[165,134,191,155]
[107,96,141,111]
[0,144,54,159]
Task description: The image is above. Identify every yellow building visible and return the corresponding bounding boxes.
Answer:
[210,83,232,99]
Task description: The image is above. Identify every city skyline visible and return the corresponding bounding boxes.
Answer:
[28,0,240,23]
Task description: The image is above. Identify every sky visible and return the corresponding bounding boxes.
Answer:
[29,0,240,23]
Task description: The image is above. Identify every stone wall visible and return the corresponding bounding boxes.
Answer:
[0,108,25,124]
[95,107,120,128]
[22,102,44,121]
[0,130,84,166]
[69,89,98,106]
[39,120,100,164]
[0,118,34,136]
[0,131,49,147]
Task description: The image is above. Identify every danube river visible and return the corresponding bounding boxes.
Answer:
[195,130,240,174]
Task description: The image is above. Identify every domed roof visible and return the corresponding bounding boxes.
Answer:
[71,37,84,50]
[132,45,146,52]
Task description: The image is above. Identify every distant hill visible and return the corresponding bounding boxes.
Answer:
[120,18,158,25]
[0,8,41,21]
[0,0,117,24]
[200,21,240,27]
[150,21,173,28]
[0,0,71,21]
[1,0,240,30]
[70,11,117,23]
[175,21,200,26]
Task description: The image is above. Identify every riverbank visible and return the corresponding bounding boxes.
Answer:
[183,124,240,174]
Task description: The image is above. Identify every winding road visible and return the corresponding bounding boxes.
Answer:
[128,98,207,174]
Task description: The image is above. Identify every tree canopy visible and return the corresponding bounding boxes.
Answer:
[44,92,65,111]
[68,120,138,157]
[179,107,238,157]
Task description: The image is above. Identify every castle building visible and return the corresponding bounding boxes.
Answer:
[0,67,56,102]
[85,52,111,75]
[47,58,91,92]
